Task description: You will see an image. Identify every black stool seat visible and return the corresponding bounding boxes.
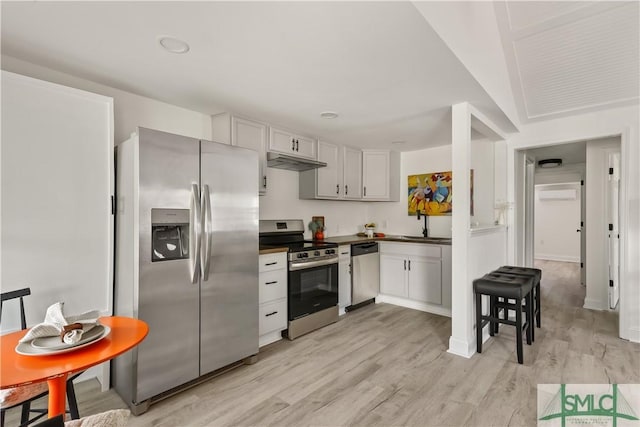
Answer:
[494,266,542,329]
[473,273,533,299]
[473,273,535,364]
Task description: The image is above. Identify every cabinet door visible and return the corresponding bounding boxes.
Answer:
[343,146,362,199]
[317,141,341,198]
[380,254,407,297]
[362,150,389,199]
[295,135,317,159]
[407,256,442,305]
[269,127,296,155]
[338,259,351,309]
[232,117,268,193]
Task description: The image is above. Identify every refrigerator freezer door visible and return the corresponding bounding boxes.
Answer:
[200,141,259,375]
[136,128,201,402]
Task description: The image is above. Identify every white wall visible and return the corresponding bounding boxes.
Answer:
[368,139,497,238]
[368,145,452,237]
[535,163,585,185]
[507,104,639,342]
[584,137,621,310]
[534,183,581,262]
[1,56,212,144]
[259,168,369,238]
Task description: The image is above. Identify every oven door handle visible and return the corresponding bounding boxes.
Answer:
[289,257,338,271]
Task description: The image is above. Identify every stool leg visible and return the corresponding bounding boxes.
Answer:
[525,294,532,345]
[536,281,541,328]
[489,296,495,337]
[476,292,483,354]
[529,291,535,342]
[515,301,523,364]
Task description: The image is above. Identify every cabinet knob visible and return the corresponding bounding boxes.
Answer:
[364,186,367,197]
[296,139,299,151]
[263,176,267,188]
[336,184,339,194]
[291,139,295,151]
[345,185,348,195]
[404,259,406,270]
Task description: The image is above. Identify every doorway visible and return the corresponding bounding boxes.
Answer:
[518,135,622,336]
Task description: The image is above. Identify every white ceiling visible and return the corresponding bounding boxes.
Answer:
[0,2,518,152]
[526,141,587,166]
[494,1,640,122]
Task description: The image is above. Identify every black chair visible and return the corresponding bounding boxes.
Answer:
[493,266,542,329]
[473,273,534,364]
[0,288,81,427]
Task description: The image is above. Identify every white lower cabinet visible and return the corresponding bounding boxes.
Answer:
[379,242,451,316]
[259,252,287,347]
[338,245,351,314]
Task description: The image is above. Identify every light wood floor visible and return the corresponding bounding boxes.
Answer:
[6,260,638,426]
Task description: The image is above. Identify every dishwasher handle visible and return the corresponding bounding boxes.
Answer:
[351,242,378,256]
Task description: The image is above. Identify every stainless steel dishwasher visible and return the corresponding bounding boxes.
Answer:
[350,242,380,308]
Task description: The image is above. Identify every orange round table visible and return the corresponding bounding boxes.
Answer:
[1,316,148,419]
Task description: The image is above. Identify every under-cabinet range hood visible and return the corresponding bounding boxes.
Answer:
[267,152,327,171]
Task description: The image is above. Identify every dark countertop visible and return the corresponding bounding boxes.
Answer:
[324,234,452,246]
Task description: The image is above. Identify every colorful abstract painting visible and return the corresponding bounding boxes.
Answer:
[408,170,474,216]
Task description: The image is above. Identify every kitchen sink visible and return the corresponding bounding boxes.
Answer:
[385,235,452,244]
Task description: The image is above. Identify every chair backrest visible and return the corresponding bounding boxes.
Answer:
[0,288,31,330]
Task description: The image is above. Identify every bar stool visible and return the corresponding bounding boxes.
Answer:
[494,266,541,329]
[473,273,534,364]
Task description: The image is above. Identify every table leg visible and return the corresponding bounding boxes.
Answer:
[47,375,68,419]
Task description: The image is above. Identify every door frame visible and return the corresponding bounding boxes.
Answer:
[508,129,630,340]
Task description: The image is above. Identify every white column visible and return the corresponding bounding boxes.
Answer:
[448,102,474,358]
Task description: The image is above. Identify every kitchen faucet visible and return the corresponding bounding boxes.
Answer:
[417,210,429,238]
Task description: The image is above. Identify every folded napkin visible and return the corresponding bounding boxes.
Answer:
[19,302,100,345]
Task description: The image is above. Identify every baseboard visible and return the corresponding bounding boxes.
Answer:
[376,294,451,317]
[626,327,640,343]
[534,254,580,263]
[583,297,607,311]
[259,330,283,347]
[447,336,475,358]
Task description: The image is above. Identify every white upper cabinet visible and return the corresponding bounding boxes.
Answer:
[343,146,362,199]
[299,141,364,200]
[269,126,316,160]
[316,140,342,198]
[362,150,400,201]
[211,113,268,194]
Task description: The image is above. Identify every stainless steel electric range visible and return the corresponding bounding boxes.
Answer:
[259,220,339,339]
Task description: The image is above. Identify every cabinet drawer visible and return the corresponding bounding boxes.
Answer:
[259,299,287,335]
[338,245,351,261]
[259,269,287,303]
[379,242,441,258]
[259,252,287,272]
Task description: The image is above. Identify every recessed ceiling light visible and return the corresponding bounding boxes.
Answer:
[391,140,406,145]
[158,36,190,54]
[320,111,339,119]
[537,158,562,168]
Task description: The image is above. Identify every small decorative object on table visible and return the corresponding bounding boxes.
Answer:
[364,223,376,238]
[309,216,325,240]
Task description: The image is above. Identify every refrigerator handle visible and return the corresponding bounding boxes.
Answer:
[201,184,213,281]
[189,183,202,284]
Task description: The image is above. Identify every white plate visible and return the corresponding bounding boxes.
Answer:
[31,325,105,350]
[15,325,110,356]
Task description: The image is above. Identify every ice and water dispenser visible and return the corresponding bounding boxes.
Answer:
[151,209,190,262]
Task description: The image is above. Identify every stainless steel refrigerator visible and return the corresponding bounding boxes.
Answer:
[113,127,258,414]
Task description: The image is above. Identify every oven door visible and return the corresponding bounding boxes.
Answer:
[288,258,338,320]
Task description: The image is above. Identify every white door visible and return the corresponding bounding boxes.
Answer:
[608,153,620,309]
[343,146,363,199]
[580,179,586,286]
[316,141,341,198]
[407,256,442,305]
[379,254,407,297]
[362,151,389,199]
[232,117,268,194]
